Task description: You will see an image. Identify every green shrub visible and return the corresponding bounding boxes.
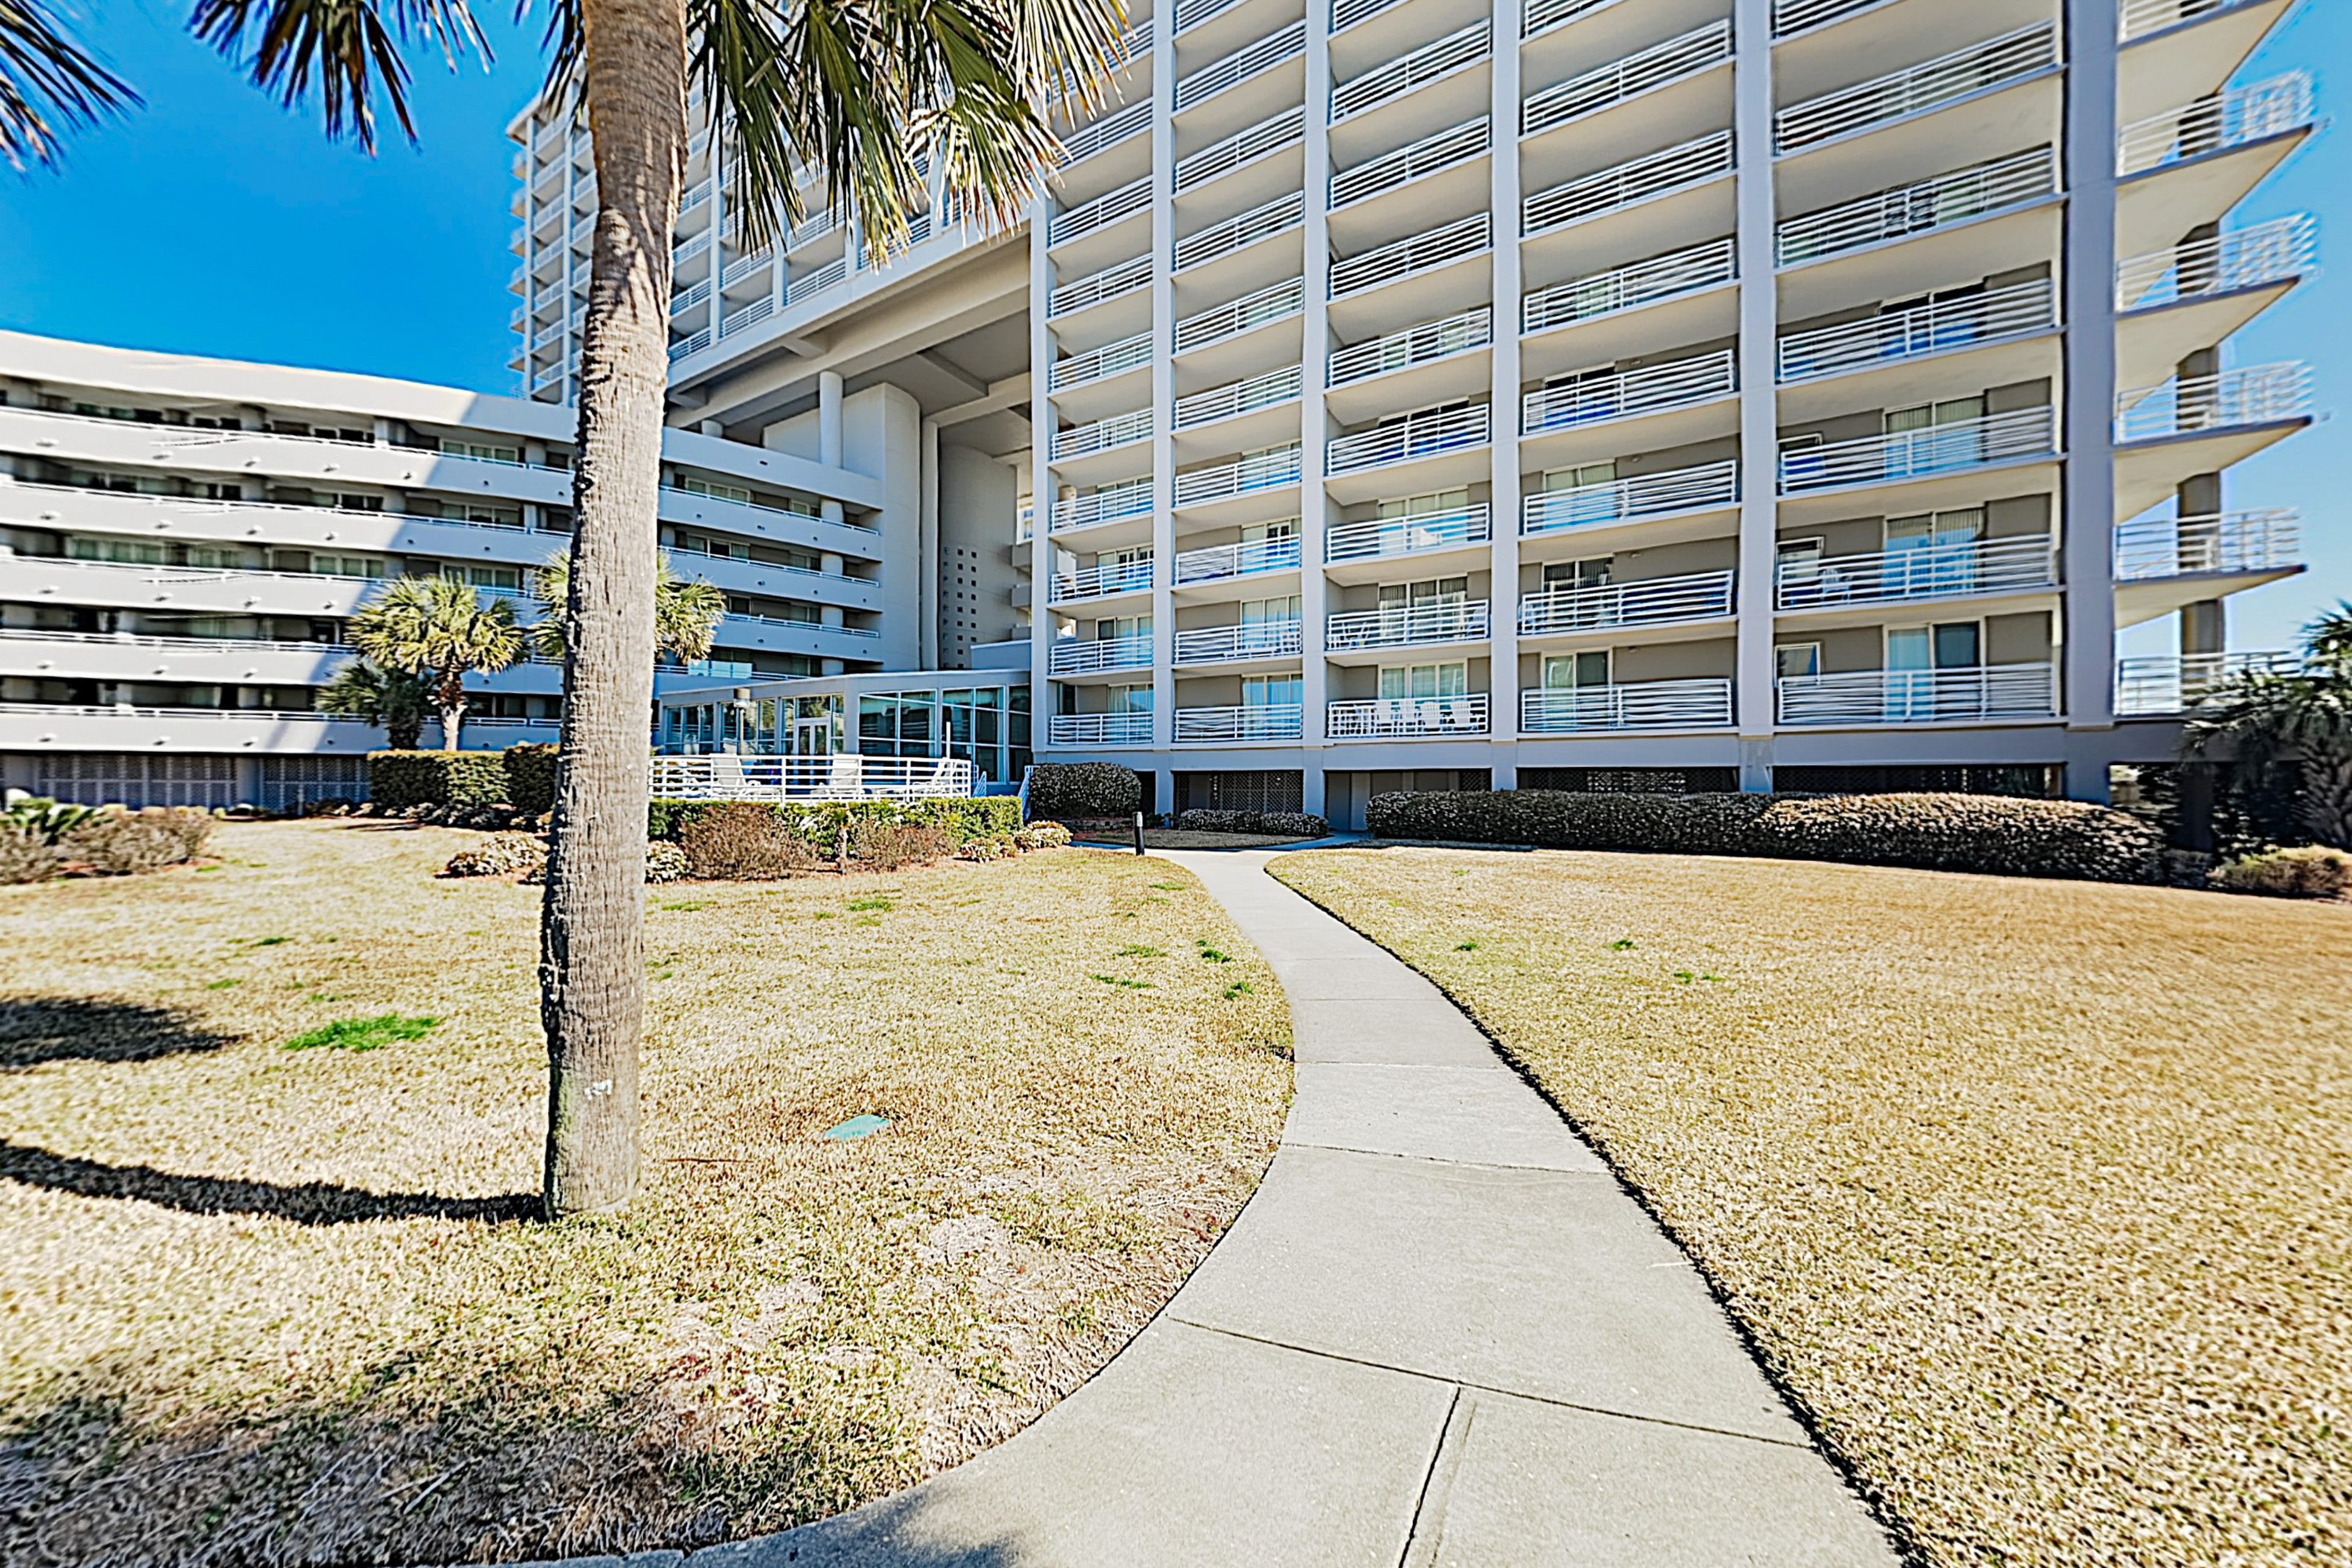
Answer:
[368,750,508,810]
[1026,762,1141,820]
[2,796,104,845]
[440,835,547,880]
[1366,790,2163,884]
[60,808,215,875]
[850,819,953,871]
[1014,821,1073,850]
[1174,808,1329,837]
[2215,845,2352,899]
[679,803,821,880]
[502,743,560,815]
[0,824,57,884]
[643,841,689,883]
[648,796,1019,846]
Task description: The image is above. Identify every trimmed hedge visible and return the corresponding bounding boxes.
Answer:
[1365,789,2164,884]
[1174,808,1329,838]
[1026,761,1141,820]
[368,751,508,810]
[503,743,560,815]
[648,796,1021,848]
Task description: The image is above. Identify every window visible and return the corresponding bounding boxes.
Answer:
[1238,594,1300,626]
[1094,614,1150,644]
[679,475,754,505]
[1242,517,1299,544]
[1775,643,1821,679]
[311,556,389,579]
[185,546,249,569]
[1542,650,1611,689]
[69,537,166,565]
[1541,558,1612,590]
[1886,622,1982,670]
[1242,673,1301,709]
[1377,662,1468,699]
[444,439,522,464]
[1376,488,1470,520]
[1107,682,1153,713]
[1377,576,1468,609]
[1543,461,1616,493]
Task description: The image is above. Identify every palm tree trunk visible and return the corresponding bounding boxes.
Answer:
[437,666,467,752]
[539,0,689,1218]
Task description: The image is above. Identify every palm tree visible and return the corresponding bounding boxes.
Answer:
[347,575,525,751]
[529,551,725,667]
[164,0,1122,1217]
[0,0,137,168]
[317,658,434,751]
[2183,601,2352,848]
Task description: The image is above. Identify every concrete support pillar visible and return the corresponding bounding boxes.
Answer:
[1486,3,1524,773]
[1732,0,1778,790]
[1299,0,1334,769]
[1146,0,1178,759]
[698,418,724,437]
[920,418,941,669]
[1026,192,1057,757]
[818,371,845,470]
[1302,766,1325,819]
[2061,0,2121,740]
[2180,599,2226,656]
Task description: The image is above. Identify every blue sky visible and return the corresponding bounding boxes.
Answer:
[1,0,2344,648]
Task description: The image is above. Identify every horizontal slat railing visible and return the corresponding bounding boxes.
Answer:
[1777,407,2055,493]
[1175,444,1303,505]
[2118,72,2312,177]
[1522,350,1736,435]
[2112,509,2301,578]
[1774,24,2057,154]
[1524,131,1733,236]
[1050,634,1155,675]
[1326,598,1491,650]
[1330,213,1490,297]
[1174,619,1305,663]
[1521,459,1740,533]
[1518,568,1735,634]
[1064,100,1153,165]
[1523,22,1731,139]
[1776,279,2057,383]
[1776,663,2057,725]
[1174,107,1307,194]
[1524,238,1736,333]
[1049,711,1154,745]
[2114,651,2297,715]
[1174,702,1304,741]
[1332,22,1490,122]
[1776,147,2056,267]
[1173,365,1305,428]
[1329,308,1493,386]
[1051,479,1155,532]
[1176,190,1306,271]
[1328,694,1491,737]
[1174,277,1306,354]
[2115,215,2316,312]
[1052,407,1153,459]
[1331,117,1490,209]
[1326,404,1491,473]
[2118,0,2234,40]
[648,755,979,801]
[1051,332,1155,391]
[1775,535,2056,609]
[1521,678,1733,732]
[1174,534,1304,583]
[1176,22,1306,112]
[2113,363,2312,442]
[1048,557,1155,603]
[1327,504,1492,562]
[1050,175,1152,245]
[1050,254,1153,316]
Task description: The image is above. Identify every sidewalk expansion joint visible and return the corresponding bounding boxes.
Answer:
[1278,1139,1612,1177]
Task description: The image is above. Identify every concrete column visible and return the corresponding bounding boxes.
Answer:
[1026,192,1058,755]
[818,370,845,469]
[1299,0,1334,796]
[2180,599,2225,656]
[1147,0,1178,760]
[1732,0,1778,793]
[698,418,724,437]
[2061,0,2120,740]
[921,418,941,669]
[1487,0,1522,792]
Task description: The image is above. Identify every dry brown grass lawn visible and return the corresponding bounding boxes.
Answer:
[0,820,1288,1566]
[1274,845,2348,1568]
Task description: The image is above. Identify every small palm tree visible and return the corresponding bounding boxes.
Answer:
[530,552,725,667]
[2183,601,2352,848]
[317,659,433,751]
[347,576,525,752]
[0,0,137,168]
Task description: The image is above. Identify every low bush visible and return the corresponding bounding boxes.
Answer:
[2215,844,2352,899]
[678,803,821,880]
[1014,821,1073,850]
[61,808,215,875]
[1366,789,2163,884]
[1026,762,1141,820]
[369,751,508,810]
[0,825,56,885]
[441,836,548,880]
[850,819,954,871]
[643,841,688,883]
[1173,808,1329,838]
[2,796,104,845]
[649,796,1020,847]
[502,743,560,816]
[959,837,1014,862]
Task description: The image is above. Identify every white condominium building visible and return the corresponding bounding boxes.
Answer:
[507,0,2320,825]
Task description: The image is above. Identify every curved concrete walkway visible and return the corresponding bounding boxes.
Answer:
[690,848,1900,1568]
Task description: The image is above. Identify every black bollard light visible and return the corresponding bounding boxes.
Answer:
[1132,810,1146,856]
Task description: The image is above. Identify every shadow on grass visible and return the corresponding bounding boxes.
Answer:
[0,999,234,1072]
[0,1141,532,1226]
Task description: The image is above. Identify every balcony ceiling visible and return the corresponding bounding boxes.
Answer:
[2116,0,2293,125]
[2116,129,2310,260]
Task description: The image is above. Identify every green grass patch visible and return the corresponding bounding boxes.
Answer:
[1114,943,1162,959]
[847,895,894,913]
[1222,980,1253,999]
[661,899,710,913]
[283,1014,439,1053]
[1196,940,1232,964]
[1455,939,1480,952]
[1089,973,1155,990]
[203,978,241,991]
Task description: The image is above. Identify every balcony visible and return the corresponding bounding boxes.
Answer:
[1174,702,1303,743]
[1050,254,1152,318]
[1521,460,1740,535]
[1328,310,1490,394]
[1777,407,2056,496]
[1774,146,2057,268]
[1519,569,1736,637]
[2116,215,2315,314]
[1051,332,1155,392]
[1050,635,1154,676]
[2114,650,2297,716]
[2113,363,2312,444]
[1173,107,1305,197]
[0,704,391,755]
[1332,20,1489,124]
[1174,534,1304,585]
[1329,213,1489,300]
[1049,175,1150,247]
[1174,277,1306,357]
[1174,620,1304,664]
[1326,404,1490,476]
[1329,117,1490,212]
[1523,131,1733,236]
[2113,509,2300,580]
[1779,663,2057,726]
[1326,505,1493,566]
[1777,535,2056,612]
[1174,444,1302,508]
[2117,72,2312,177]
[1051,408,1152,462]
[1769,0,1874,37]
[1048,557,1154,604]
[1174,191,1305,272]
[1173,365,1304,430]
[1176,22,1306,114]
[1776,278,2057,384]
[1326,599,1492,652]
[1522,21,1731,142]
[1328,693,1491,738]
[1051,480,1155,534]
[1774,24,2057,155]
[1064,100,1152,165]
[1522,238,1736,335]
[1521,349,1736,438]
[1521,678,1734,733]
[1050,710,1155,746]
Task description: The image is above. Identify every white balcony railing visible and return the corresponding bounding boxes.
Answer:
[1326,504,1492,563]
[1050,254,1153,316]
[1064,99,1153,165]
[1174,534,1304,584]
[1329,213,1489,297]
[1174,107,1305,195]
[2114,651,2298,716]
[668,327,713,362]
[1776,147,2057,267]
[1176,22,1306,113]
[1518,568,1735,635]
[1051,332,1155,392]
[787,257,847,301]
[1174,365,1304,429]
[1776,535,2056,611]
[2112,509,2301,579]
[2116,215,2316,312]
[1331,117,1490,209]
[1770,0,1876,37]
[1522,350,1736,436]
[1777,663,2057,725]
[1522,459,1740,534]
[1174,277,1306,354]
[1521,678,1733,732]
[1523,238,1736,334]
[1327,404,1491,474]
[1326,598,1492,650]
[1328,693,1491,738]
[1778,406,2055,494]
[722,249,773,286]
[1050,175,1152,245]
[1175,190,1305,271]
[1174,702,1304,742]
[720,295,775,338]
[1332,21,1489,123]
[1050,634,1155,675]
[1775,24,2057,154]
[1329,308,1493,386]
[1175,444,1302,506]
[1523,21,1731,140]
[648,755,978,801]
[1052,479,1155,532]
[2113,363,2312,443]
[1524,131,1734,236]
[2117,72,2313,177]
[1049,710,1154,746]
[1776,279,2057,383]
[786,209,837,248]
[1048,557,1155,603]
[1052,407,1153,460]
[1174,619,1305,664]
[2119,0,2238,42]
[1524,0,1622,39]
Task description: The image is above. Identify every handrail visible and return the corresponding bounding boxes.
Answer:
[2119,0,2237,41]
[1327,404,1491,473]
[2115,215,2316,312]
[1174,190,1305,271]
[1049,556,1155,602]
[1329,307,1492,386]
[1524,21,1731,140]
[1052,406,1154,459]
[1524,130,1733,236]
[669,327,713,362]
[1780,148,2058,268]
[1524,238,1736,334]
[1335,0,1410,34]
[1175,21,1305,113]
[2118,71,2312,177]
[720,294,775,337]
[1174,106,1306,195]
[1326,504,1491,562]
[1050,634,1155,675]
[1524,0,1621,40]
[2114,651,2298,715]
[2112,509,2300,578]
[648,754,979,801]
[1326,598,1491,650]
[1173,365,1304,429]
[787,258,847,300]
[1050,175,1152,245]
[1051,479,1156,532]
[1050,253,1153,316]
[1174,619,1305,663]
[722,249,773,286]
[1174,277,1305,354]
[1519,568,1735,634]
[1774,535,2056,609]
[1329,694,1491,737]
[1776,24,2057,154]
[1052,331,1155,391]
[1330,213,1489,297]
[1332,20,1490,124]
[1776,663,2057,725]
[1776,278,2057,383]
[0,627,350,655]
[1174,533,1304,583]
[1331,118,1490,209]
[1173,702,1303,741]
[1064,99,1153,165]
[1521,678,1733,732]
[1777,406,2055,493]
[1522,349,1736,435]
[1049,711,1154,745]
[1174,444,1302,505]
[2112,363,2312,442]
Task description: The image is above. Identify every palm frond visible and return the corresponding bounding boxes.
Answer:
[0,0,141,169]
[188,0,490,153]
[533,549,725,664]
[2304,599,2352,677]
[349,574,525,674]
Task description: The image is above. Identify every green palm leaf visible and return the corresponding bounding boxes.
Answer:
[0,0,140,168]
